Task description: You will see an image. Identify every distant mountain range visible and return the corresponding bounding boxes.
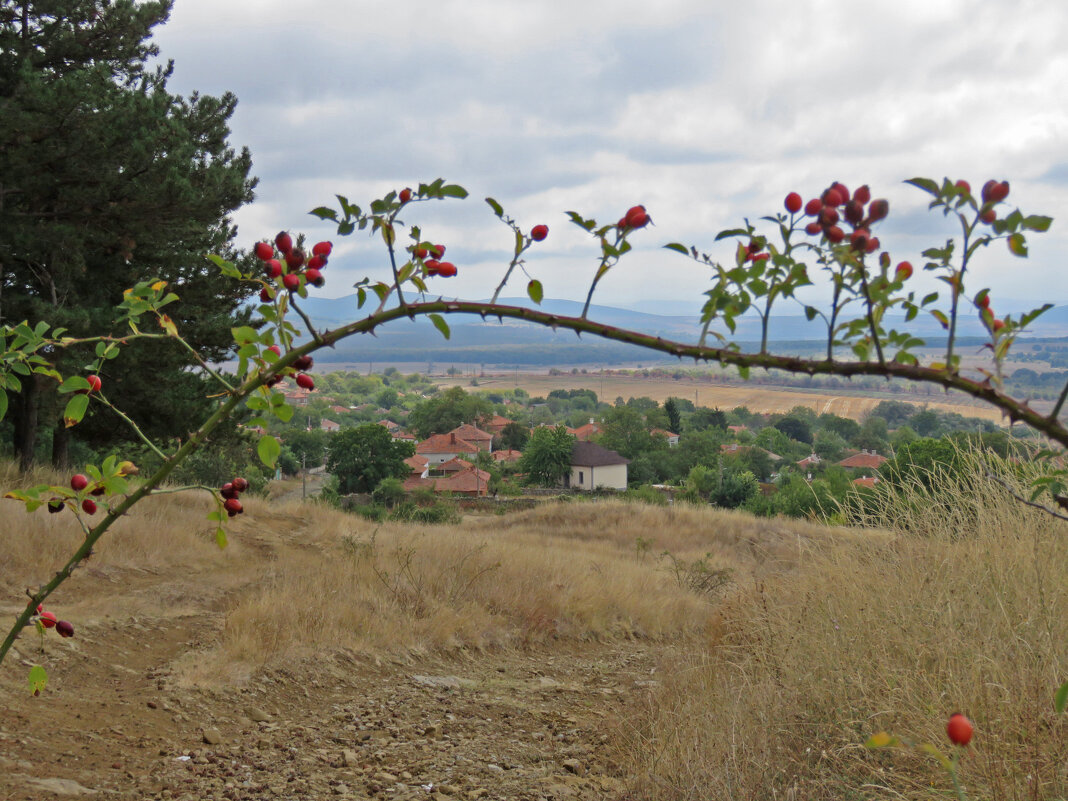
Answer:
[294,294,1068,367]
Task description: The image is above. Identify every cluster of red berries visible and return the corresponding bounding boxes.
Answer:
[263,345,315,391]
[47,472,107,515]
[975,291,1005,332]
[977,179,1009,224]
[743,240,771,264]
[254,232,333,300]
[219,476,249,517]
[617,205,650,231]
[412,242,457,277]
[790,183,888,253]
[35,604,74,639]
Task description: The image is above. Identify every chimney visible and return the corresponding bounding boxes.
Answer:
[450,433,456,443]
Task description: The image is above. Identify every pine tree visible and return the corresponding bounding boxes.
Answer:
[0,1,256,468]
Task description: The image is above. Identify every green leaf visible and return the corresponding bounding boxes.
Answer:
[0,390,7,422]
[804,306,819,321]
[428,313,451,340]
[1055,680,1068,714]
[1008,232,1027,257]
[905,177,941,197]
[215,527,228,549]
[309,206,339,221]
[57,376,90,394]
[28,665,48,696]
[274,403,294,423]
[485,197,504,217]
[1022,214,1053,232]
[664,243,690,255]
[440,184,468,199]
[63,394,89,427]
[527,279,543,305]
[257,434,281,468]
[714,228,750,242]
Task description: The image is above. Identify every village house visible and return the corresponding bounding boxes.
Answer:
[480,414,514,435]
[651,428,680,447]
[416,432,480,465]
[566,441,629,491]
[568,419,602,442]
[838,449,888,470]
[319,418,340,433]
[448,423,493,452]
[492,449,523,464]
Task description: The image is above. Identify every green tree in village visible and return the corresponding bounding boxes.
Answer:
[664,397,681,433]
[326,423,415,494]
[497,420,529,451]
[406,386,492,439]
[0,0,256,470]
[519,425,575,486]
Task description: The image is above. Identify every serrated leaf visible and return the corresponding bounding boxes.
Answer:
[1008,232,1027,257]
[664,243,690,254]
[257,434,280,468]
[63,393,89,428]
[527,279,543,304]
[440,184,468,199]
[715,228,750,242]
[1023,214,1053,232]
[905,177,941,197]
[28,665,48,696]
[428,313,451,340]
[1056,680,1068,714]
[309,206,339,221]
[485,197,504,217]
[58,376,90,394]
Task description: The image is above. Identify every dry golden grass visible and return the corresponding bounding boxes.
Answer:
[218,499,838,666]
[616,453,1068,800]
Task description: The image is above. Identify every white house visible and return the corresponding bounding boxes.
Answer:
[566,441,629,491]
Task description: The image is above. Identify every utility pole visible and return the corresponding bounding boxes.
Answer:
[301,452,307,501]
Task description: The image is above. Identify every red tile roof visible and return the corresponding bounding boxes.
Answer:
[416,432,480,455]
[449,423,493,443]
[838,451,888,469]
[853,476,880,489]
[492,449,523,463]
[568,421,601,441]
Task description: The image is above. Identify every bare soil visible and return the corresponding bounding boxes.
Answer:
[0,523,659,801]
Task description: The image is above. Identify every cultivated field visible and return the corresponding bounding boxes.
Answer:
[439,371,1010,422]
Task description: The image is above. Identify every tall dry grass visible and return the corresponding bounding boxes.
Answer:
[617,450,1068,800]
[217,499,857,666]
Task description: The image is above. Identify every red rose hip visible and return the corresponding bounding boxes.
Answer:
[946,713,973,746]
[81,499,97,515]
[312,241,333,257]
[531,224,549,241]
[784,192,803,214]
[55,620,74,638]
[254,242,274,261]
[296,373,315,390]
[70,474,89,492]
[39,611,57,628]
[275,231,293,254]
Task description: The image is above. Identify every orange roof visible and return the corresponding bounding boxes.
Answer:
[402,467,490,496]
[853,476,880,489]
[481,414,514,433]
[378,419,400,431]
[404,455,429,473]
[492,449,523,463]
[450,423,493,442]
[439,457,474,473]
[838,451,888,469]
[650,428,678,439]
[568,421,601,441]
[416,432,480,455]
[797,454,821,467]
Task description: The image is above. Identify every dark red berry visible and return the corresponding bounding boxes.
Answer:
[784,192,803,214]
[232,477,249,493]
[224,497,243,517]
[254,242,274,260]
[266,259,283,279]
[430,244,445,259]
[844,200,864,225]
[307,254,327,270]
[275,231,293,254]
[81,499,97,515]
[399,188,412,204]
[220,483,237,500]
[804,198,823,216]
[312,241,333,257]
[70,474,89,492]
[531,224,549,241]
[819,207,839,226]
[48,499,65,514]
[625,205,650,228]
[436,262,458,277]
[825,225,845,243]
[284,249,305,270]
[283,273,300,292]
[304,268,325,287]
[295,373,315,391]
[980,208,996,224]
[823,188,843,207]
[55,620,74,638]
[39,610,57,628]
[853,185,871,204]
[804,221,823,235]
[867,199,889,223]
[293,354,313,371]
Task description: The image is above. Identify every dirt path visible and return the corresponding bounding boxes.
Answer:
[0,529,659,800]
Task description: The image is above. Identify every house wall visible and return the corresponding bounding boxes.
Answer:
[569,463,628,491]
[420,451,461,465]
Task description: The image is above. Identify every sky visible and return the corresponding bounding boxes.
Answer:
[152,0,1068,317]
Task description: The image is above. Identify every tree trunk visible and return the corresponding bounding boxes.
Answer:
[14,374,41,472]
[51,419,70,471]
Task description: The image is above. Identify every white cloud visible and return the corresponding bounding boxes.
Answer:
[153,0,1068,314]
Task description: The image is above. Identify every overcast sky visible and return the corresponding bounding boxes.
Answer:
[152,0,1068,317]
